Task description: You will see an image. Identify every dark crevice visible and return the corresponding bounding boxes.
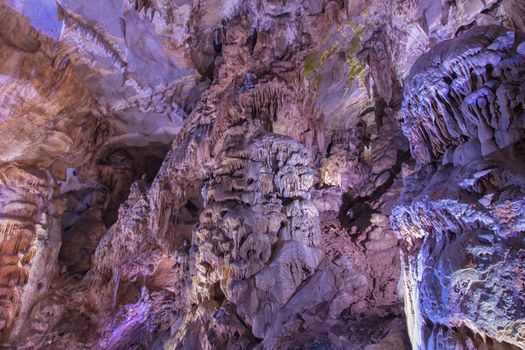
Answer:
[338,150,410,235]
[325,138,334,157]
[245,27,258,54]
[58,144,169,275]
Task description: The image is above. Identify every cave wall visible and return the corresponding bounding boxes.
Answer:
[393,25,525,349]
[0,0,524,349]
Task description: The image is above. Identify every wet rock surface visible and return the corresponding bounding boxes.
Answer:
[0,0,524,349]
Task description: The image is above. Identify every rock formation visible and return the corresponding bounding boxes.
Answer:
[0,0,524,349]
[393,25,525,349]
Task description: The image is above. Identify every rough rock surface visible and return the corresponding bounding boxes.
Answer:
[393,25,525,349]
[0,0,524,349]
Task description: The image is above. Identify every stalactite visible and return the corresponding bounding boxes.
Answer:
[57,4,127,70]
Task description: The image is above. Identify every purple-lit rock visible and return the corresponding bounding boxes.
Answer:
[393,25,525,349]
[0,0,524,349]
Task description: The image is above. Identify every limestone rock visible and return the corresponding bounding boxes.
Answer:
[393,26,525,349]
[1,0,524,349]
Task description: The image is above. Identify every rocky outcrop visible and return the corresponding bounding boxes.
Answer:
[393,26,525,349]
[180,133,321,348]
[0,164,57,338]
[403,26,525,163]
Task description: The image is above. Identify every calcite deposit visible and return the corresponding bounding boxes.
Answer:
[393,25,525,349]
[0,0,524,349]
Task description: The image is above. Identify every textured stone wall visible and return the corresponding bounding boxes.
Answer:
[393,26,525,349]
[0,0,524,349]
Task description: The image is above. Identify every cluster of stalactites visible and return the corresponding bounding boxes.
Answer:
[57,3,127,69]
[402,26,525,163]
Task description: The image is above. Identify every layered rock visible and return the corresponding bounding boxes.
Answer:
[0,164,58,338]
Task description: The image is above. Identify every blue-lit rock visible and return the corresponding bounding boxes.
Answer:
[394,25,525,349]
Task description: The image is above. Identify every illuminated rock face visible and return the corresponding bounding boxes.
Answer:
[183,133,321,348]
[393,26,525,349]
[403,26,525,163]
[1,0,525,349]
[0,164,58,337]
